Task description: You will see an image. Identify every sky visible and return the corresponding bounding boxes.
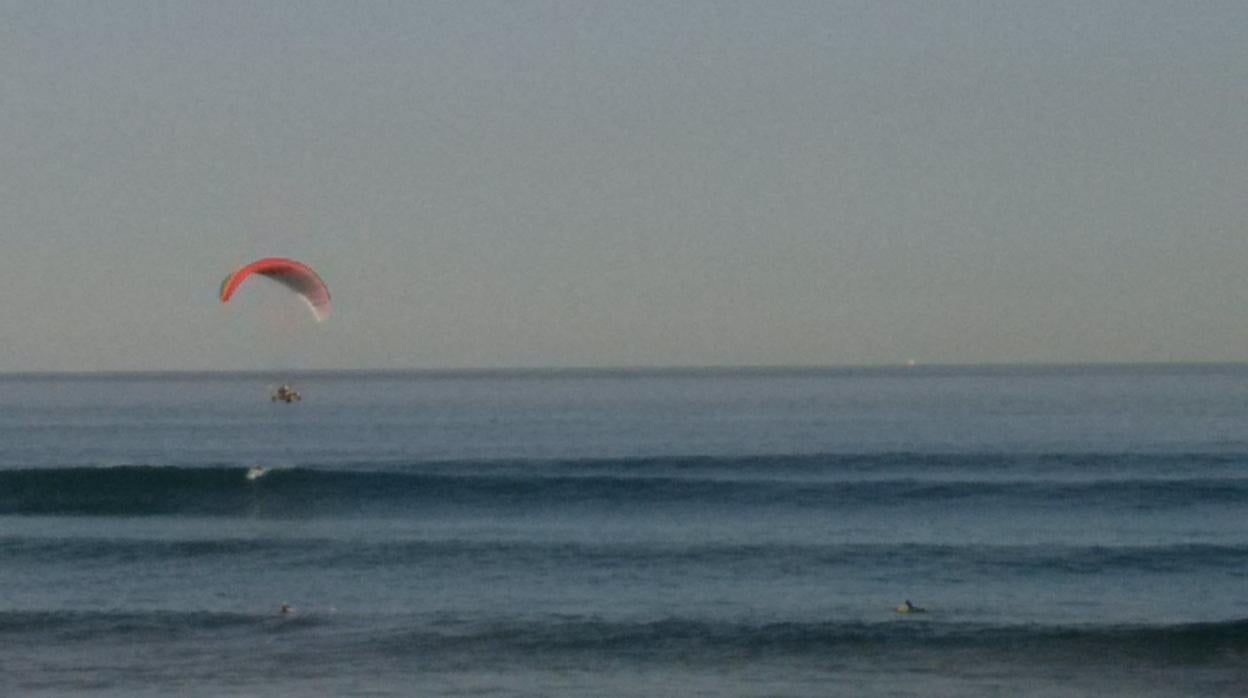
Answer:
[1,1,1245,371]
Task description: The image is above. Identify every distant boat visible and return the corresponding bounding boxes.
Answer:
[272,384,301,403]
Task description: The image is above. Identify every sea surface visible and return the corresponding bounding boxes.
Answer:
[1,365,1246,696]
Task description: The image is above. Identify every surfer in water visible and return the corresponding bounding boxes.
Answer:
[280,603,293,615]
[896,600,926,614]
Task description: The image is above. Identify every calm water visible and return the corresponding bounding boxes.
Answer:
[1,366,1247,696]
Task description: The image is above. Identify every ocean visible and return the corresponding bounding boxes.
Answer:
[1,365,1246,696]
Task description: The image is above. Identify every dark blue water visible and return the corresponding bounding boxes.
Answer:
[2,366,1247,696]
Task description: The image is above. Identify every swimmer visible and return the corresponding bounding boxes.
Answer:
[895,599,926,614]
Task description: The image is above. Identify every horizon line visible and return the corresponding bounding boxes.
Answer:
[2,360,1246,379]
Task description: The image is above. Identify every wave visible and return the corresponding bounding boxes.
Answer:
[0,609,325,643]
[5,537,1248,576]
[318,452,1248,480]
[4,609,1246,666]
[6,452,1246,479]
[1,464,1247,516]
[380,617,1248,664]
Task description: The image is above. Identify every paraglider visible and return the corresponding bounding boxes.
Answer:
[219,257,332,322]
[220,257,330,402]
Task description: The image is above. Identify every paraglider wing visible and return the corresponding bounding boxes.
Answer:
[220,258,332,322]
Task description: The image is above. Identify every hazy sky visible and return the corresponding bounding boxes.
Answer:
[1,1,1245,371]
